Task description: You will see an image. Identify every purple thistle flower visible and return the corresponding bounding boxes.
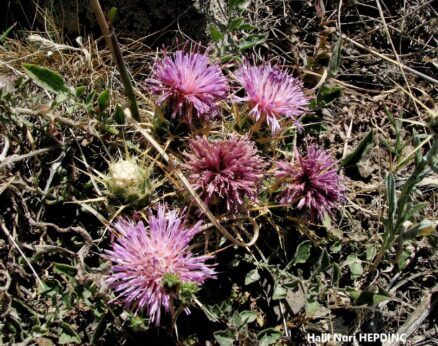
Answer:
[235,63,310,134]
[105,204,216,325]
[274,145,345,220]
[183,135,266,211]
[148,50,228,124]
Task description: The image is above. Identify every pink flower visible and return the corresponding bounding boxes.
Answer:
[183,135,266,211]
[105,204,216,325]
[235,63,309,134]
[275,145,345,220]
[148,50,228,124]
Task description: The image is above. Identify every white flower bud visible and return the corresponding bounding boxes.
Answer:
[109,160,141,190]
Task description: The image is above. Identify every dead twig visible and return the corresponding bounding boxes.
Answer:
[90,0,139,121]
[0,219,43,287]
[342,34,438,85]
[384,285,438,346]
[0,146,58,170]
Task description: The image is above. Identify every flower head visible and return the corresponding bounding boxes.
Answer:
[183,135,266,211]
[148,50,228,124]
[275,145,345,220]
[105,204,216,325]
[105,158,155,205]
[108,159,141,189]
[235,63,309,134]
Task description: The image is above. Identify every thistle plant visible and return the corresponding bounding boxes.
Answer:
[104,204,216,325]
[235,63,310,134]
[274,145,345,220]
[183,135,266,212]
[148,49,228,125]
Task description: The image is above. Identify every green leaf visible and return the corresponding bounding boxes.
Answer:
[210,25,224,42]
[386,173,396,225]
[292,240,312,265]
[59,322,81,344]
[238,33,267,51]
[320,248,331,272]
[229,0,247,10]
[412,128,422,167]
[0,23,16,44]
[113,104,125,124]
[341,129,374,167]
[402,202,428,222]
[22,63,69,94]
[328,36,342,77]
[317,85,342,107]
[347,288,392,306]
[53,263,77,279]
[272,283,287,300]
[38,279,61,297]
[237,23,257,31]
[108,7,118,25]
[232,310,257,329]
[214,330,235,346]
[75,86,86,98]
[228,17,244,31]
[305,298,321,316]
[220,54,240,64]
[346,255,363,279]
[98,89,110,112]
[257,328,282,346]
[366,245,376,261]
[397,249,410,270]
[331,262,341,286]
[245,268,261,285]
[330,242,342,253]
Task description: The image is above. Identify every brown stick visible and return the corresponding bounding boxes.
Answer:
[90,0,140,121]
[342,34,438,85]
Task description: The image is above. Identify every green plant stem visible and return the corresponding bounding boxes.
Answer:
[90,0,140,121]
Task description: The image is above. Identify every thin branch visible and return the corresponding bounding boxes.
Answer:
[342,34,438,85]
[0,146,58,170]
[0,220,43,287]
[90,0,140,121]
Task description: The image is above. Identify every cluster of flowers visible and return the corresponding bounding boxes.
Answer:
[105,49,345,325]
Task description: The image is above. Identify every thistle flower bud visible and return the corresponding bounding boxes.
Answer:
[106,158,153,204]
